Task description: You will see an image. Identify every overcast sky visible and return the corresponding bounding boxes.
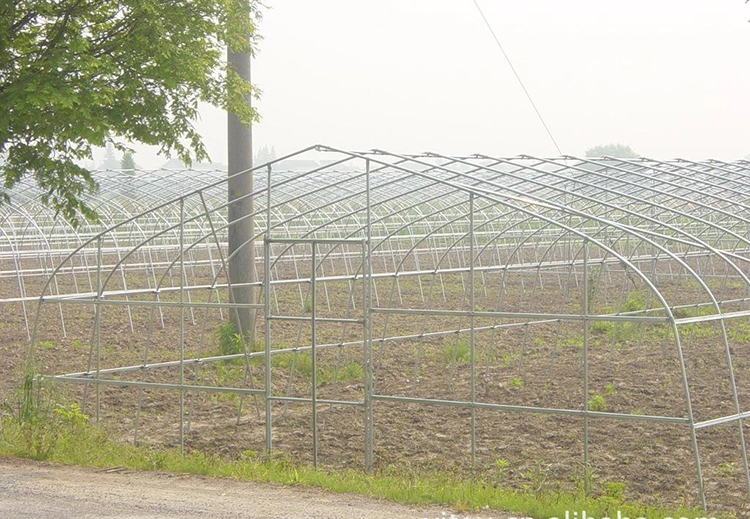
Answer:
[128,1,750,168]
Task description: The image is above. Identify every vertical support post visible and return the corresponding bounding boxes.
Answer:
[364,159,374,473]
[264,236,272,454]
[717,317,750,498]
[582,238,589,491]
[469,193,476,465]
[94,235,103,425]
[264,164,273,454]
[311,244,318,470]
[673,325,706,511]
[13,253,30,341]
[179,197,186,455]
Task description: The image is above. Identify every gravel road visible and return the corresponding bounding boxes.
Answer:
[0,458,478,519]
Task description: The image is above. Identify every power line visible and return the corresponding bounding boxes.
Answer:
[471,0,563,156]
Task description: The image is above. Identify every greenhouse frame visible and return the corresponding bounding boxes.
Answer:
[2,145,750,510]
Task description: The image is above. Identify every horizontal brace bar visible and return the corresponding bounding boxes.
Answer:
[693,411,750,430]
[267,315,364,324]
[60,316,629,379]
[266,396,363,407]
[59,352,270,378]
[371,307,670,323]
[47,376,264,396]
[42,283,232,301]
[266,237,366,245]
[674,309,750,325]
[59,342,359,378]
[39,298,264,310]
[372,394,689,424]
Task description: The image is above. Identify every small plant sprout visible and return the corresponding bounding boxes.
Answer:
[602,481,626,503]
[588,393,607,412]
[717,461,737,478]
[494,458,510,470]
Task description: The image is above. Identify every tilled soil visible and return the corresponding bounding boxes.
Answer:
[3,268,750,515]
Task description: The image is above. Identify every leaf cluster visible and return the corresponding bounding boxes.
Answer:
[0,0,261,225]
[584,143,640,159]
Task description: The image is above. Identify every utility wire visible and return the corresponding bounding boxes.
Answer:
[471,0,563,156]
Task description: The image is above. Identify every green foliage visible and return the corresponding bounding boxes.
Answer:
[731,321,750,343]
[585,143,640,158]
[716,461,737,478]
[0,389,706,518]
[101,142,120,170]
[273,352,311,376]
[602,481,626,504]
[53,403,89,430]
[621,291,645,313]
[0,371,88,460]
[215,364,244,385]
[0,0,261,225]
[120,151,137,170]
[671,305,710,319]
[587,393,607,412]
[443,339,470,365]
[509,377,523,389]
[590,320,614,334]
[335,362,364,382]
[216,321,244,357]
[271,352,362,384]
[217,323,242,356]
[604,382,616,396]
[493,458,510,470]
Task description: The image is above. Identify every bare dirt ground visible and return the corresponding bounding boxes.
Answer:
[0,457,469,519]
[4,265,750,514]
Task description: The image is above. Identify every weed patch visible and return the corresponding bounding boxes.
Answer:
[0,382,707,519]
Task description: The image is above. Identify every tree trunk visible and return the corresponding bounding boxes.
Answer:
[227,47,255,345]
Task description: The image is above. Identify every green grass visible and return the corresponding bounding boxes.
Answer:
[214,321,246,367]
[730,321,750,343]
[270,352,362,384]
[590,320,614,335]
[0,413,707,518]
[588,393,607,412]
[621,291,646,313]
[443,339,471,365]
[0,372,711,518]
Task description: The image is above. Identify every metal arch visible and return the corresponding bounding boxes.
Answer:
[9,148,750,511]
[312,148,750,508]
[451,155,750,297]
[315,147,679,312]
[493,156,750,255]
[563,157,750,224]
[377,151,750,292]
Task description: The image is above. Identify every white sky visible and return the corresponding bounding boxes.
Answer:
[128,1,750,168]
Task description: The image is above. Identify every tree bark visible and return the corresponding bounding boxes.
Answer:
[227,47,255,345]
